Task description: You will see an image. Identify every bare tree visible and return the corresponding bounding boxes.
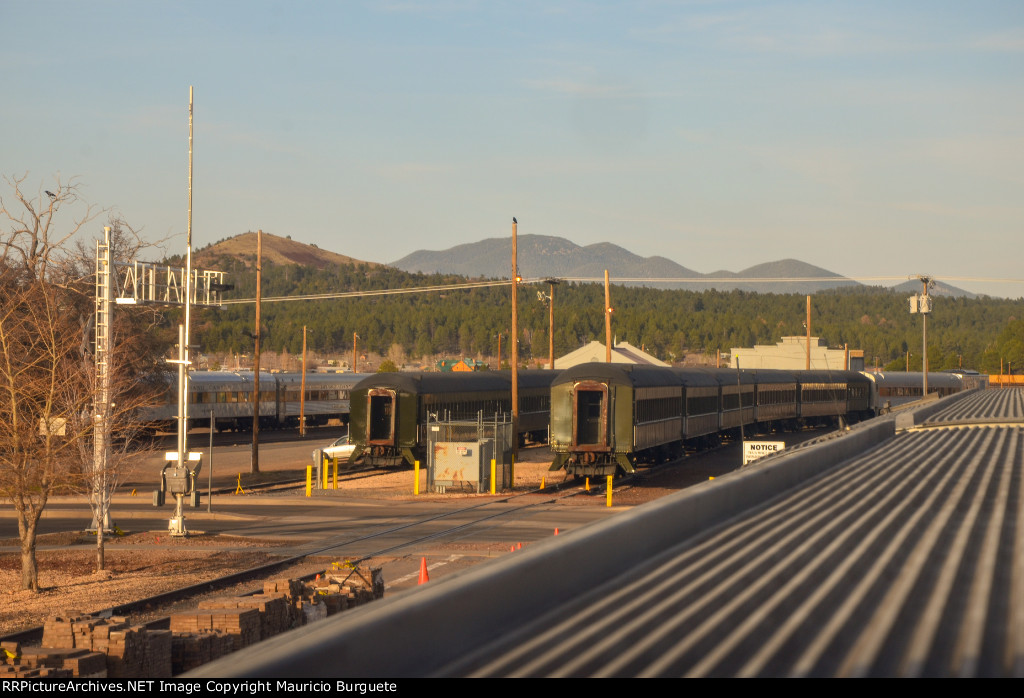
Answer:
[0,173,100,280]
[0,271,93,590]
[0,173,175,588]
[0,174,106,590]
[69,340,164,573]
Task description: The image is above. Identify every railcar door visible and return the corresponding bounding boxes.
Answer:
[572,381,609,450]
[366,388,397,446]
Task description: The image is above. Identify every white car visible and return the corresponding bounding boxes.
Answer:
[314,433,355,465]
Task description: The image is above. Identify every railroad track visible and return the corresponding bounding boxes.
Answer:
[0,479,595,647]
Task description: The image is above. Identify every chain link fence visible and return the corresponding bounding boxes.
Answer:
[426,412,514,493]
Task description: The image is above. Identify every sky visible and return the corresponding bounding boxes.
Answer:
[3,1,1023,296]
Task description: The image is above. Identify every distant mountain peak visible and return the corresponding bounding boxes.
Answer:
[390,235,857,294]
[391,234,700,281]
[196,231,378,270]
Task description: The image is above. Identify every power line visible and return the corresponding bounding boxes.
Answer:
[219,278,514,305]
[218,274,1024,305]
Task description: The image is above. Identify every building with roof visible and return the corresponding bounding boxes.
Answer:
[436,358,487,372]
[731,336,864,371]
[554,341,669,369]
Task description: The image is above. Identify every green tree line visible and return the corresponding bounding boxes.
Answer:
[180,255,1024,373]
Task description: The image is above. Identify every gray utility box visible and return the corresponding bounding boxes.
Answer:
[430,439,494,493]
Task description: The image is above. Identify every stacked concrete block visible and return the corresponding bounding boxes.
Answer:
[16,647,107,678]
[171,631,234,676]
[36,614,170,678]
[198,595,292,639]
[169,607,260,652]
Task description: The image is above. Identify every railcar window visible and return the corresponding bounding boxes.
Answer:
[520,394,550,414]
[757,387,796,405]
[687,395,718,415]
[635,396,683,423]
[802,383,846,402]
[723,393,740,411]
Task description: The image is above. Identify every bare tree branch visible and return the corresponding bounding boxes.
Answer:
[0,173,103,280]
[0,173,167,588]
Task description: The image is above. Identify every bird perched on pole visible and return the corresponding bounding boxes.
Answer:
[512,217,517,224]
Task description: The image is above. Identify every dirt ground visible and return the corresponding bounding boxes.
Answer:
[0,440,753,637]
[0,449,614,636]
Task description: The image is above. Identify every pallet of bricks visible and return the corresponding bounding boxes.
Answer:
[0,614,172,678]
[315,561,385,612]
[2,565,384,678]
[169,564,382,675]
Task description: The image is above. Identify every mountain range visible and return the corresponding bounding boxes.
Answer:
[195,232,974,297]
[391,234,975,297]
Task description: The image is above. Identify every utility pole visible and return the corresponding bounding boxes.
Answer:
[251,229,262,474]
[511,218,519,462]
[908,275,932,396]
[300,325,308,438]
[352,332,359,373]
[546,278,559,370]
[921,276,930,395]
[805,295,811,371]
[605,270,613,362]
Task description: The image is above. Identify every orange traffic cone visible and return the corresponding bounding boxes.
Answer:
[517,542,523,550]
[554,528,559,536]
[418,557,429,584]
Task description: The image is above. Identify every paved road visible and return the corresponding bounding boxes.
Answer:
[2,427,833,592]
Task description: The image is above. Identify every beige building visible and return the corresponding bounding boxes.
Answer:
[554,341,669,369]
[731,336,864,371]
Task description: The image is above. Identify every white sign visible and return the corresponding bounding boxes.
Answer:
[743,441,785,465]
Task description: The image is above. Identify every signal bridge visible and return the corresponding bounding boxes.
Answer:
[111,258,230,308]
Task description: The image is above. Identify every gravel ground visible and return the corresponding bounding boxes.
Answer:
[0,450,577,636]
[0,435,791,637]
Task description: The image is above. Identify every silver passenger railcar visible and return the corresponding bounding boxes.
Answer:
[861,371,965,412]
[274,372,369,427]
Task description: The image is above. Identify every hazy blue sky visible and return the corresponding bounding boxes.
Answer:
[4,1,1022,295]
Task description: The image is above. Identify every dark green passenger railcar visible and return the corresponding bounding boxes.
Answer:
[349,371,555,467]
[549,364,686,477]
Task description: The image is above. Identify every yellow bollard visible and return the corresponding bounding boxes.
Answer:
[332,457,338,490]
[606,475,613,507]
[306,465,312,497]
[414,460,420,496]
[490,458,496,495]
[322,455,329,489]
[585,477,590,492]
[540,477,545,490]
